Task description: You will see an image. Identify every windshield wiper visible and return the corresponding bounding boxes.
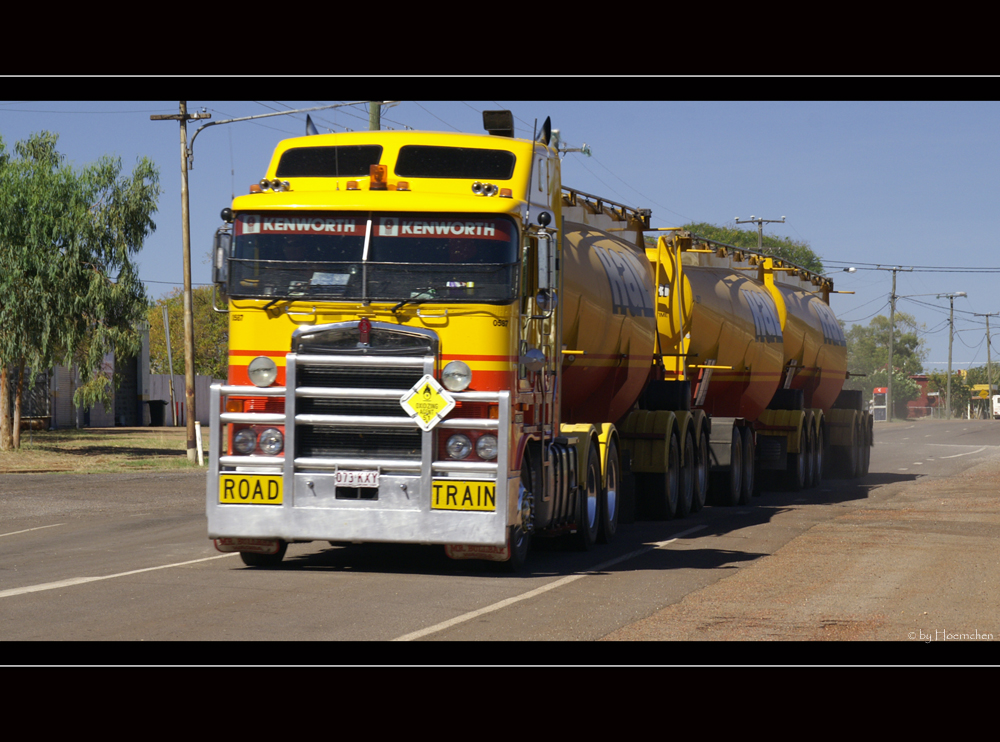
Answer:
[392,287,442,313]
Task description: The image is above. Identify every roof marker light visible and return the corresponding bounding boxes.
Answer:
[370,164,388,190]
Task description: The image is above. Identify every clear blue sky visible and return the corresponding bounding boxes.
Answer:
[2,99,998,374]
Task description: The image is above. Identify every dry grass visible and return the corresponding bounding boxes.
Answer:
[0,426,212,473]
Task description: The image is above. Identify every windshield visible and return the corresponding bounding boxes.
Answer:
[229,212,518,303]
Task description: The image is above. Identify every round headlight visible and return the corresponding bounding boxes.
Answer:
[446,434,472,460]
[258,427,284,456]
[233,428,257,455]
[475,434,498,460]
[247,356,278,387]
[442,360,472,392]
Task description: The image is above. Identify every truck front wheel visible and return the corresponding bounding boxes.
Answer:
[239,541,287,567]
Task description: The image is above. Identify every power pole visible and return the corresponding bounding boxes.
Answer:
[938,292,967,419]
[369,101,382,131]
[151,102,211,463]
[873,266,912,422]
[975,312,998,415]
[735,215,786,252]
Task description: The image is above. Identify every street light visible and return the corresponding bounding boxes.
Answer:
[937,291,967,419]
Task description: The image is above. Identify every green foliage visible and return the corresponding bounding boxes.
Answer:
[677,221,824,274]
[927,371,971,417]
[844,312,925,396]
[0,131,160,449]
[147,286,228,380]
[964,364,998,389]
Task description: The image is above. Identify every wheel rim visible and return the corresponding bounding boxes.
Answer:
[606,448,618,524]
[586,457,599,530]
[680,433,694,513]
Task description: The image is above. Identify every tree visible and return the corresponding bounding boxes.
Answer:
[927,371,971,418]
[147,286,228,380]
[843,311,926,413]
[0,132,160,450]
[678,222,824,274]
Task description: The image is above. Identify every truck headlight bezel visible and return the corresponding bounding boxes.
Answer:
[475,434,498,461]
[446,434,472,460]
[441,360,472,392]
[247,356,278,387]
[233,428,257,455]
[258,427,284,456]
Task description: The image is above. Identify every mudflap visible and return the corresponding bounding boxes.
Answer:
[444,543,511,562]
[214,537,283,555]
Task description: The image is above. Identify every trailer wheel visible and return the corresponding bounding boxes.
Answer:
[572,440,601,550]
[717,425,742,506]
[787,427,809,491]
[644,432,680,519]
[676,429,695,517]
[598,438,620,544]
[739,426,755,505]
[803,426,815,488]
[692,425,709,512]
[811,425,824,489]
[239,541,287,568]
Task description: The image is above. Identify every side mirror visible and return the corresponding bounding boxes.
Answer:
[213,228,231,285]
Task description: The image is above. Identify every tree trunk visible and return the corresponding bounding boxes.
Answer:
[0,365,11,451]
[12,358,24,449]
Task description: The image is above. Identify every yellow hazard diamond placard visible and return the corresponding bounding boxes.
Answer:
[400,374,456,431]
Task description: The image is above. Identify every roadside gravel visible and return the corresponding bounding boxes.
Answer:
[602,453,1000,644]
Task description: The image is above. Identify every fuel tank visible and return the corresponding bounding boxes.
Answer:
[679,265,785,420]
[659,237,846,421]
[765,279,848,410]
[559,220,657,425]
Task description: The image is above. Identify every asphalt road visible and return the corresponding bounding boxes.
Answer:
[2,418,998,661]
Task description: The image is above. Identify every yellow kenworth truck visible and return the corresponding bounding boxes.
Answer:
[207,111,871,569]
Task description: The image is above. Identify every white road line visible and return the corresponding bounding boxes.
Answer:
[0,524,64,539]
[0,553,236,599]
[393,525,707,642]
[940,446,988,459]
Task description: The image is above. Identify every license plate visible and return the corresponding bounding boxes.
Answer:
[335,469,379,487]
[219,474,283,505]
[431,480,497,511]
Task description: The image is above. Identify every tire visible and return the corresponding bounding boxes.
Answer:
[811,425,824,489]
[572,440,601,550]
[501,524,531,572]
[691,426,709,512]
[803,426,814,489]
[645,432,680,520]
[739,426,754,505]
[720,426,742,506]
[786,427,808,491]
[598,438,620,544]
[676,430,695,518]
[502,453,535,570]
[239,541,288,567]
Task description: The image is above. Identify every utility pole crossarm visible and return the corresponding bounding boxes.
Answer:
[735,215,786,253]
